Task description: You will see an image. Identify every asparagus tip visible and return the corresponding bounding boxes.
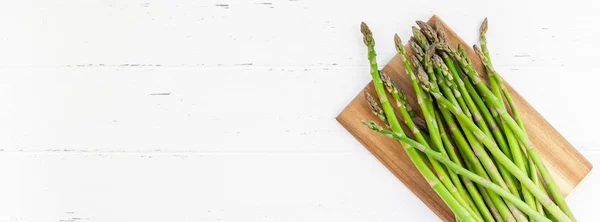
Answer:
[411,26,421,33]
[409,37,424,60]
[394,34,406,55]
[457,44,468,60]
[415,64,432,92]
[364,91,387,124]
[394,34,402,50]
[433,54,453,86]
[433,53,453,82]
[415,21,430,34]
[435,21,447,43]
[380,71,398,93]
[432,54,446,72]
[360,22,374,46]
[360,22,369,35]
[379,70,393,90]
[411,26,430,48]
[432,54,443,64]
[457,44,465,53]
[412,117,429,134]
[435,42,452,53]
[416,20,438,43]
[459,45,474,67]
[409,55,422,70]
[424,43,436,63]
[364,90,379,110]
[380,70,410,110]
[362,120,384,132]
[480,18,488,36]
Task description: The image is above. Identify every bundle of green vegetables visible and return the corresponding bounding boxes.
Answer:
[360,19,575,222]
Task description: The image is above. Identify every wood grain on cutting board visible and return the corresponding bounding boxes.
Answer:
[336,15,592,221]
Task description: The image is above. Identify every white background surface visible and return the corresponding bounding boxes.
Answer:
[0,0,598,221]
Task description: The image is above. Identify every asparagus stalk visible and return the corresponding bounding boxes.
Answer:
[390,34,481,221]
[457,70,529,219]
[378,69,433,165]
[479,19,552,218]
[360,22,475,222]
[474,45,536,213]
[428,56,527,222]
[434,68,503,221]
[420,47,477,215]
[410,49,516,222]
[454,67,510,158]
[479,17,555,210]
[433,112,485,222]
[381,70,485,222]
[363,121,552,222]
[431,28,507,219]
[427,32,510,218]
[440,45,523,207]
[423,44,573,222]
[433,55,470,121]
[467,159,504,222]
[435,110,490,221]
[434,54,522,201]
[453,40,574,221]
[433,21,474,123]
[437,100,500,222]
[531,157,547,216]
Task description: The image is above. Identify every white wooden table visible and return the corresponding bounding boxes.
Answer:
[0,0,597,221]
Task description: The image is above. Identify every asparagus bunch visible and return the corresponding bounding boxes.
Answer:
[358,19,576,222]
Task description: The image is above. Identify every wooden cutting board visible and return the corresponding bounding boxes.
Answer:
[336,15,592,221]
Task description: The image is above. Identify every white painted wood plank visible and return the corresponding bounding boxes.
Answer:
[0,67,600,152]
[0,66,596,152]
[0,0,596,68]
[0,67,368,152]
[0,152,437,222]
[0,150,597,222]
